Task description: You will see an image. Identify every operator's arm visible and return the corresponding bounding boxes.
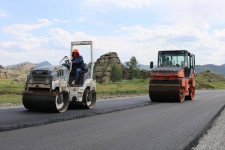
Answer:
[72,56,83,64]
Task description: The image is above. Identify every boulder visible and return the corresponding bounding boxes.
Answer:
[0,69,10,79]
[93,52,123,83]
[15,74,28,83]
[101,76,110,83]
[0,65,5,70]
[103,72,110,77]
[106,67,111,72]
[95,72,104,77]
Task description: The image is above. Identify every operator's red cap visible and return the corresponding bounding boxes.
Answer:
[73,49,78,53]
[72,49,80,57]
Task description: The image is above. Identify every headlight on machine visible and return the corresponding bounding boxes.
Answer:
[45,76,52,84]
[29,78,34,84]
[171,73,178,76]
[45,79,50,84]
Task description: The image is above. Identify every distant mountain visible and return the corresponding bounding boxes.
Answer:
[139,64,151,70]
[6,61,51,68]
[11,62,37,72]
[195,64,225,77]
[6,62,30,68]
[33,61,51,67]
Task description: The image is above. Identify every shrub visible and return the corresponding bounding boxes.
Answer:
[110,63,122,82]
[125,56,141,79]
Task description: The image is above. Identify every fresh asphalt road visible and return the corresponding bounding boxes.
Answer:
[0,90,225,150]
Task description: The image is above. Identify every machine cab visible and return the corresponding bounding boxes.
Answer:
[150,50,196,78]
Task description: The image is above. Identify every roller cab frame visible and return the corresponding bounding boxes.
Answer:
[149,50,196,102]
[23,41,96,113]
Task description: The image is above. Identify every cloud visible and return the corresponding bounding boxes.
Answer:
[154,0,225,25]
[82,0,151,8]
[53,19,69,23]
[113,0,151,8]
[1,19,51,36]
[212,29,225,40]
[97,9,107,13]
[0,12,9,17]
[77,17,85,22]
[0,10,9,17]
[1,22,225,66]
[121,24,203,43]
[0,48,67,66]
[0,37,48,51]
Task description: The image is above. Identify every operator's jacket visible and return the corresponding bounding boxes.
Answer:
[71,56,84,71]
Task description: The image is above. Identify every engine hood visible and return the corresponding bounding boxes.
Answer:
[152,66,182,72]
[32,65,66,72]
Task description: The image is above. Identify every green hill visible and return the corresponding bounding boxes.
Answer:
[195,64,225,77]
[195,70,225,89]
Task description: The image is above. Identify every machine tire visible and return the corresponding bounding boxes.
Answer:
[83,88,96,109]
[179,92,185,102]
[185,87,195,100]
[55,92,70,113]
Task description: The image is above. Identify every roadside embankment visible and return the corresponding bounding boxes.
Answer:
[193,108,225,150]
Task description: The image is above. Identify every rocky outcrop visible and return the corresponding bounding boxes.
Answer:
[94,52,124,83]
[11,62,37,72]
[0,63,35,79]
[0,69,10,79]
[6,69,20,78]
[15,74,28,83]
[0,64,10,79]
[0,65,5,70]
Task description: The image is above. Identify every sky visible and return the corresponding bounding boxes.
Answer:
[1,0,225,66]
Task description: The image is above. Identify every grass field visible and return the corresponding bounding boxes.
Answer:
[1,71,225,104]
[0,78,149,104]
[0,94,22,104]
[0,79,24,93]
[96,79,149,97]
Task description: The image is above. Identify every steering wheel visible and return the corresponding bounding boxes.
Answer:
[64,59,70,64]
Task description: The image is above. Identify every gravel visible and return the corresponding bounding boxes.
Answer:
[193,109,225,150]
[0,103,23,109]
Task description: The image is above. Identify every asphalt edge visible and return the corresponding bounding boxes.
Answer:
[184,104,225,150]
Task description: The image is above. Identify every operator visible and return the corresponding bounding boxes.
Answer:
[71,49,84,85]
[165,57,171,66]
